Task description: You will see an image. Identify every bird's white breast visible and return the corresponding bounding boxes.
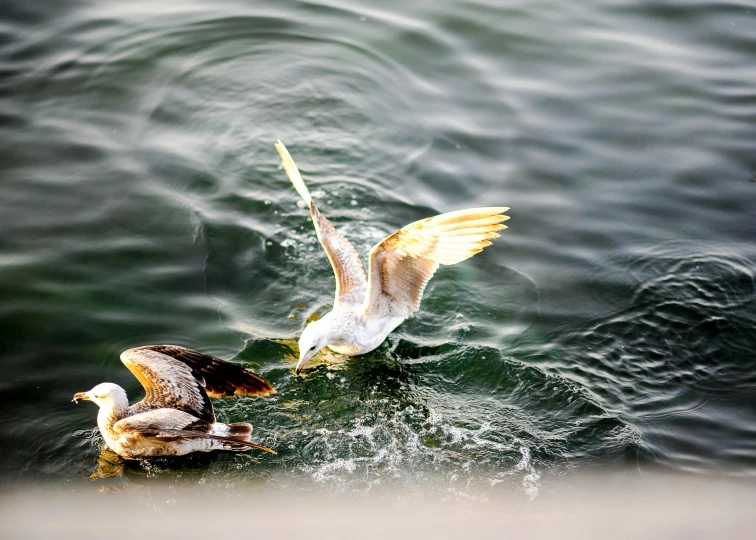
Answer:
[327,310,405,356]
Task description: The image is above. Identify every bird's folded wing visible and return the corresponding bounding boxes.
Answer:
[113,408,201,433]
[136,345,276,398]
[362,207,510,318]
[275,141,367,307]
[113,409,276,453]
[121,348,217,422]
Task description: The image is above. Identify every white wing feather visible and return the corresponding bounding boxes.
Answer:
[363,207,509,317]
[275,141,367,307]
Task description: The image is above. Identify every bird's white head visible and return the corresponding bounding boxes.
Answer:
[296,318,332,375]
[72,382,128,409]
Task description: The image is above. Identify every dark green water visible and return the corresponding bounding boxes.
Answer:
[1,0,755,499]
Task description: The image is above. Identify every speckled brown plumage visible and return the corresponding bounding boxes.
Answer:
[72,346,277,459]
[131,345,276,400]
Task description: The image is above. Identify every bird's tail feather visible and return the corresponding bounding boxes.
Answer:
[209,421,253,441]
[219,438,276,454]
[275,140,312,206]
[226,422,253,441]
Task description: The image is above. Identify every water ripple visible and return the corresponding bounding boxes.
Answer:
[1,0,755,492]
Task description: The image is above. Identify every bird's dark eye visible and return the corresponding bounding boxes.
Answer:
[309,345,316,352]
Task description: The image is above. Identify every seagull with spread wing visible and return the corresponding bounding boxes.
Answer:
[72,345,276,459]
[275,141,510,375]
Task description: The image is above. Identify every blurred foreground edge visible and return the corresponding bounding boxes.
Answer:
[1,472,754,539]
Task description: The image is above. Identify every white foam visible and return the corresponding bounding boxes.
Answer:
[302,402,541,500]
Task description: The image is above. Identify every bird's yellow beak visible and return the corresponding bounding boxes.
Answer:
[72,392,90,403]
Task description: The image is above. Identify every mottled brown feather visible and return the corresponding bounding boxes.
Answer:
[121,346,275,425]
[135,345,276,398]
[114,408,200,432]
[140,430,276,454]
[114,410,275,454]
[121,349,216,422]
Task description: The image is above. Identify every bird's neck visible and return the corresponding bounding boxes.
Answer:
[320,310,367,350]
[319,311,347,343]
[96,397,129,433]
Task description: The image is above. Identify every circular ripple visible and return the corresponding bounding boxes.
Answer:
[559,242,756,475]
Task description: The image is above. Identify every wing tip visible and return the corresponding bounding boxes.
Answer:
[469,206,509,214]
[242,369,277,396]
[252,443,277,455]
[275,140,312,206]
[236,383,277,397]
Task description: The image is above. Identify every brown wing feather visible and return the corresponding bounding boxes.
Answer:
[275,141,367,307]
[113,409,275,453]
[145,430,276,453]
[137,429,276,453]
[114,408,201,432]
[138,345,276,398]
[121,348,216,422]
[363,207,509,318]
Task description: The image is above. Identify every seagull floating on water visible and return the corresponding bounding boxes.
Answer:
[275,141,510,374]
[73,345,276,459]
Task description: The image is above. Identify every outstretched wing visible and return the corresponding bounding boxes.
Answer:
[121,347,217,422]
[137,345,276,398]
[275,141,367,307]
[362,207,510,318]
[121,345,276,423]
